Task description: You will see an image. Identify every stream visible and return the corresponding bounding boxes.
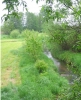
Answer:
[44,51,77,84]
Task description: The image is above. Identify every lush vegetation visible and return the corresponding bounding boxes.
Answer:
[1,0,81,99]
[1,30,69,100]
[42,20,81,100]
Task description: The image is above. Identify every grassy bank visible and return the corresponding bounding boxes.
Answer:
[18,50,69,100]
[51,48,81,75]
[50,43,81,100]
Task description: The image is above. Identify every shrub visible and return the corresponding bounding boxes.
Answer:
[10,29,20,38]
[72,34,81,52]
[35,60,48,73]
[24,29,43,60]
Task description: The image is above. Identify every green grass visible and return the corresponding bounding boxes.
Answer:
[18,45,69,100]
[1,39,22,87]
[50,43,81,74]
[1,35,10,39]
[1,40,22,68]
[60,51,81,75]
[1,38,69,100]
[52,49,81,75]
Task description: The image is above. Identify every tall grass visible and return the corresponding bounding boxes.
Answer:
[18,54,69,100]
[17,31,69,99]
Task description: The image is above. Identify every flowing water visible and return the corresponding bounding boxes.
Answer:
[44,51,77,84]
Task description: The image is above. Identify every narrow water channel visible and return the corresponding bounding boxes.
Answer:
[44,51,77,84]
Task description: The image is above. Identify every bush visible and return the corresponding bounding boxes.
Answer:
[72,34,81,52]
[10,29,20,38]
[35,60,48,73]
[24,29,43,60]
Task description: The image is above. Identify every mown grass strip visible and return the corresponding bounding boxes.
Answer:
[1,40,22,87]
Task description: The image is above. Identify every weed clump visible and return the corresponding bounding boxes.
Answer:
[10,29,20,38]
[35,60,48,73]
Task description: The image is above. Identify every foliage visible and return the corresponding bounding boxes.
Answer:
[9,13,24,32]
[37,0,81,24]
[1,21,15,35]
[1,12,24,35]
[25,12,43,32]
[10,29,20,38]
[45,21,81,52]
[2,0,27,21]
[35,60,48,73]
[72,33,81,52]
[23,29,43,60]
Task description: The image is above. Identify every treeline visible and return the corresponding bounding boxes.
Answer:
[1,11,44,35]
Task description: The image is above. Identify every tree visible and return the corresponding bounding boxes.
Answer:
[1,12,24,35]
[25,12,42,32]
[1,20,15,35]
[9,12,24,31]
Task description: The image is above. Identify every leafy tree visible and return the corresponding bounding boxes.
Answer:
[25,12,42,32]
[1,20,15,35]
[9,12,24,31]
[37,0,81,24]
[1,12,24,35]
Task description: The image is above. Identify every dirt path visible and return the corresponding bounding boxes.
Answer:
[1,67,21,87]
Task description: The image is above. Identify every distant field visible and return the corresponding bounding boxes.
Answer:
[1,39,23,87]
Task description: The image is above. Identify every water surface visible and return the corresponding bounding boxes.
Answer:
[45,51,77,83]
